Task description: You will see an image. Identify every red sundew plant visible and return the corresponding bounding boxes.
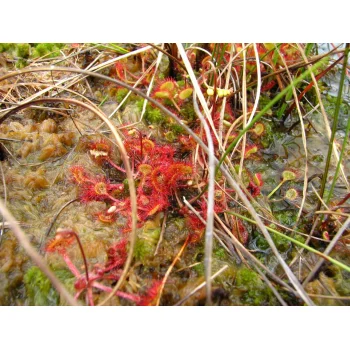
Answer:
[70,168,123,203]
[45,230,153,306]
[137,280,163,306]
[261,80,277,92]
[111,53,155,86]
[70,133,196,232]
[284,188,299,202]
[70,166,91,184]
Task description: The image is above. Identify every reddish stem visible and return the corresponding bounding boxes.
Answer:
[107,159,126,173]
[58,229,90,284]
[61,252,81,277]
[87,287,95,306]
[93,282,141,303]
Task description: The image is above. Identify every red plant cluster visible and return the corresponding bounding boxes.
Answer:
[71,134,194,232]
[45,229,161,306]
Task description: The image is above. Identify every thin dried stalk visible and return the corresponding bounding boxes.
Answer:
[192,92,216,305]
[238,43,248,182]
[155,236,190,306]
[180,42,216,306]
[175,265,229,306]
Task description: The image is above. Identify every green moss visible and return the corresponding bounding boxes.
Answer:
[236,267,260,287]
[293,234,306,244]
[24,266,59,306]
[0,43,14,53]
[334,268,350,296]
[193,262,204,276]
[176,80,185,88]
[258,95,273,116]
[180,102,196,122]
[32,43,63,58]
[15,43,30,58]
[254,233,270,251]
[235,266,274,305]
[168,120,184,134]
[147,107,165,125]
[311,154,324,163]
[260,122,274,148]
[275,210,297,227]
[24,266,75,306]
[115,88,129,103]
[134,219,161,263]
[271,232,291,252]
[214,247,227,260]
[138,102,185,135]
[15,59,27,69]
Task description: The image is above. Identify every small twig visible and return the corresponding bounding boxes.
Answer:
[175,265,229,306]
[154,211,168,256]
[0,162,7,245]
[308,294,350,301]
[155,235,190,306]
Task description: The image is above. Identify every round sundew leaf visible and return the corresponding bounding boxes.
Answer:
[252,122,265,136]
[178,87,193,100]
[244,145,258,158]
[138,164,152,176]
[98,212,116,223]
[154,90,171,99]
[160,80,176,92]
[94,182,108,195]
[284,188,298,201]
[282,170,297,181]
